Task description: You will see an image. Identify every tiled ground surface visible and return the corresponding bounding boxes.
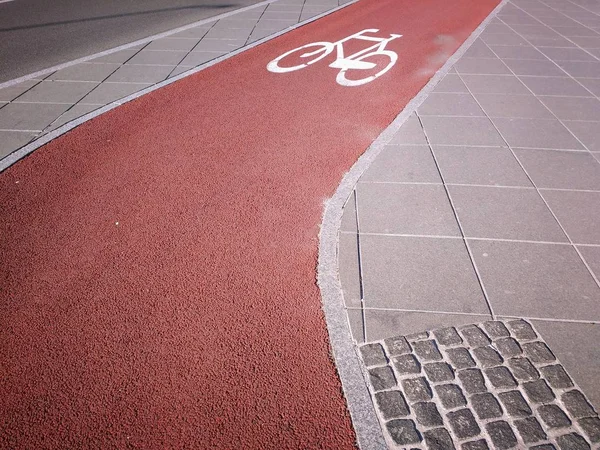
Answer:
[360,320,600,449]
[339,0,600,418]
[0,0,351,160]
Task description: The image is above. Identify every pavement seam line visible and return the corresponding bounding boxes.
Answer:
[317,0,511,447]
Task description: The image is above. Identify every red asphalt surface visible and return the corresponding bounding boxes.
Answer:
[0,0,498,447]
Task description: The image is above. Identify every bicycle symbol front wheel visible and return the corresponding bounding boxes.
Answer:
[267,42,335,73]
[336,50,397,87]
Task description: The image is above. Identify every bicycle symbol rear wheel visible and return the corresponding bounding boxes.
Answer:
[336,50,397,87]
[267,42,335,73]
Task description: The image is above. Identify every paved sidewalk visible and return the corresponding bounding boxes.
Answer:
[339,0,600,447]
[0,0,350,163]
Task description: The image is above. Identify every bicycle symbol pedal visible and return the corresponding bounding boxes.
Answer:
[267,29,402,87]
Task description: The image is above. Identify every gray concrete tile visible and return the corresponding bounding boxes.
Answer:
[360,145,441,183]
[91,49,139,64]
[556,61,600,78]
[15,81,98,104]
[341,193,357,233]
[576,78,600,96]
[470,240,600,321]
[346,309,365,344]
[126,50,188,66]
[463,40,497,58]
[564,120,600,151]
[105,65,174,83]
[356,183,460,236]
[531,320,600,410]
[484,23,516,34]
[510,24,559,37]
[388,114,428,145]
[480,33,530,46]
[578,246,600,283]
[168,26,213,39]
[541,190,600,245]
[515,148,600,190]
[454,58,512,75]
[79,82,151,105]
[203,27,253,40]
[518,76,592,96]
[192,39,245,53]
[179,51,224,67]
[49,63,121,82]
[420,116,505,147]
[47,104,101,131]
[0,80,40,102]
[364,310,491,342]
[473,93,554,119]
[526,36,577,47]
[538,96,600,121]
[492,118,584,150]
[433,74,469,93]
[339,232,361,308]
[418,93,485,117]
[460,74,531,94]
[168,66,190,78]
[0,131,37,158]
[361,235,488,313]
[433,146,532,187]
[489,45,548,60]
[503,59,567,76]
[538,47,597,62]
[552,26,600,37]
[0,103,70,131]
[145,38,200,52]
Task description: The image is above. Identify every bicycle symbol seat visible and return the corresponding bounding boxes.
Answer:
[267,29,402,87]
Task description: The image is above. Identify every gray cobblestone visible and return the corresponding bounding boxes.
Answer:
[498,390,532,417]
[538,404,571,429]
[433,327,463,347]
[360,343,388,367]
[471,393,503,420]
[386,419,422,446]
[578,417,600,443]
[402,377,433,403]
[556,433,590,450]
[523,342,556,365]
[514,417,547,444]
[530,445,556,450]
[484,366,517,389]
[494,337,522,358]
[446,347,476,370]
[424,362,455,383]
[414,401,444,427]
[486,420,518,450]
[458,368,487,394]
[407,331,430,341]
[462,440,490,450]
[393,354,421,375]
[413,339,443,361]
[507,357,539,382]
[561,390,596,419]
[507,319,537,341]
[472,347,503,368]
[435,384,467,410]
[384,335,412,356]
[523,379,555,404]
[448,408,480,439]
[460,325,491,347]
[424,427,456,450]
[375,390,410,419]
[369,366,397,391]
[539,365,573,390]
[482,321,510,340]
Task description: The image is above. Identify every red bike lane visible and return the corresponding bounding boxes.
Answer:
[0,0,499,447]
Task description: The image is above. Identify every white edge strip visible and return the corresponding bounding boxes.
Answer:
[0,0,357,173]
[316,0,510,448]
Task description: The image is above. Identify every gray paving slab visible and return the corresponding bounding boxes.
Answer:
[0,80,40,102]
[518,75,593,96]
[461,74,532,94]
[105,65,175,84]
[0,131,37,158]
[454,57,513,75]
[339,232,361,308]
[144,38,200,52]
[578,246,600,282]
[539,96,600,121]
[490,44,548,59]
[48,63,121,82]
[78,82,152,105]
[90,49,140,64]
[178,51,225,68]
[15,81,99,104]
[420,116,506,147]
[418,93,486,117]
[47,104,101,131]
[541,190,600,245]
[340,193,357,233]
[387,113,429,145]
[432,74,469,93]
[576,77,600,96]
[492,117,585,149]
[347,309,365,343]
[564,121,600,151]
[473,92,555,119]
[556,60,600,78]
[126,50,189,66]
[0,103,71,131]
[192,39,246,53]
[359,145,442,183]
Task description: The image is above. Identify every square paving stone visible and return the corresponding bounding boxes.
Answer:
[79,82,151,105]
[484,366,517,388]
[541,190,600,245]
[473,93,554,119]
[418,93,485,117]
[423,428,455,450]
[105,64,174,83]
[454,57,512,75]
[578,246,600,282]
[539,365,573,389]
[420,116,505,146]
[338,232,360,307]
[433,146,532,187]
[503,58,567,76]
[518,76,593,96]
[471,393,503,419]
[384,335,412,356]
[522,341,556,365]
[435,383,467,409]
[498,390,532,417]
[423,362,454,382]
[539,96,600,121]
[562,390,596,419]
[459,325,491,347]
[0,79,40,102]
[356,183,459,236]
[15,80,98,104]
[413,402,444,427]
[360,343,387,367]
[375,390,410,419]
[461,439,489,450]
[433,74,469,93]
[0,102,70,131]
[402,377,433,403]
[393,354,421,375]
[445,348,476,370]
[47,104,100,131]
[538,404,572,429]
[469,240,600,321]
[458,369,487,394]
[492,118,584,149]
[460,74,531,94]
[514,417,547,444]
[539,47,596,62]
[0,131,37,158]
[564,121,600,151]
[433,327,463,346]
[507,319,537,340]
[576,78,600,97]
[523,379,555,403]
[145,37,200,52]
[579,417,600,443]
[482,321,510,339]
[49,63,121,82]
[192,38,245,52]
[386,419,422,445]
[494,337,522,358]
[359,145,441,183]
[388,113,428,145]
[480,33,529,46]
[126,50,188,65]
[556,433,591,449]
[369,366,397,391]
[179,51,225,67]
[490,44,547,59]
[448,409,480,439]
[507,357,539,381]
[557,61,600,78]
[463,39,497,58]
[346,309,364,343]
[486,421,518,450]
[514,149,600,190]
[448,185,567,242]
[360,235,487,313]
[413,340,443,362]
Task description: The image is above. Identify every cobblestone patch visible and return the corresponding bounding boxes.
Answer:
[359,320,598,449]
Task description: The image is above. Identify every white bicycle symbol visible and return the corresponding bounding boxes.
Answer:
[267,29,402,87]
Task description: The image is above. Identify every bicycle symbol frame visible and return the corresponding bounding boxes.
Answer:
[267,29,402,87]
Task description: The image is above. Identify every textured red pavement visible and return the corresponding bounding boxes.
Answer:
[0,0,498,447]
